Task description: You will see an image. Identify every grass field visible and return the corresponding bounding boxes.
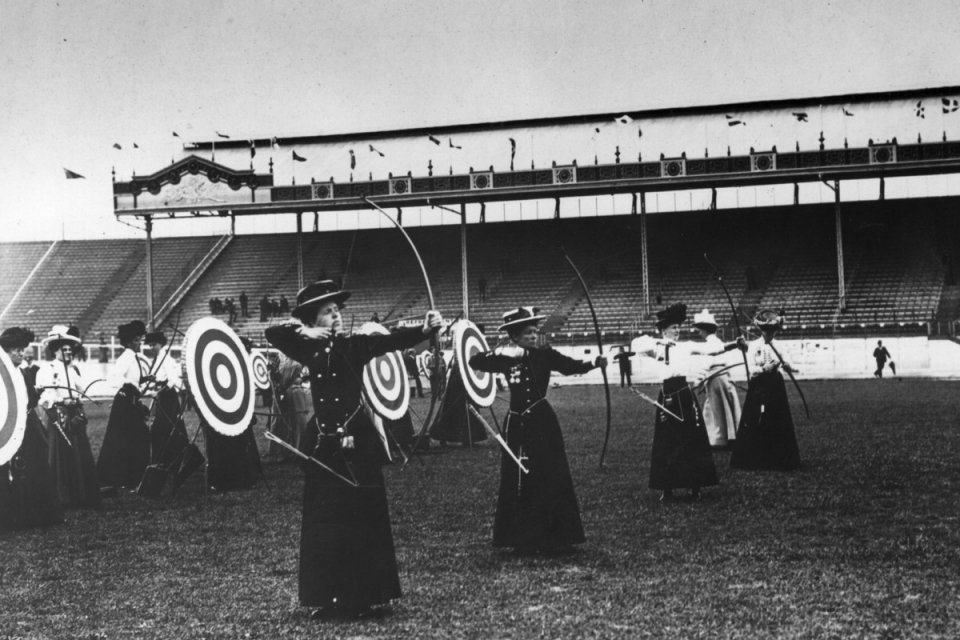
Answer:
[2,379,959,639]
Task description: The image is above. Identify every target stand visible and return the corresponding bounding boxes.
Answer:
[183,317,265,496]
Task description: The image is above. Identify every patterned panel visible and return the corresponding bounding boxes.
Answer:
[272,185,313,201]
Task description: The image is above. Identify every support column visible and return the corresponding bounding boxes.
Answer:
[461,203,469,319]
[639,193,650,316]
[834,180,846,311]
[230,212,236,235]
[145,216,155,329]
[296,212,304,291]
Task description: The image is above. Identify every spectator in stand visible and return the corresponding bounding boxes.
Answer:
[259,295,270,322]
[371,312,381,324]
[239,291,249,318]
[225,298,237,324]
[873,340,892,378]
[212,297,223,314]
[478,277,488,302]
[271,299,281,318]
[209,298,217,315]
[279,295,290,315]
[404,348,424,398]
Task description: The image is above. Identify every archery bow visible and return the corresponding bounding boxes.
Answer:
[762,336,811,419]
[363,197,445,456]
[703,253,751,381]
[561,250,613,468]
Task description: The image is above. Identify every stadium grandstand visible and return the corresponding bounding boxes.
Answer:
[3,85,960,376]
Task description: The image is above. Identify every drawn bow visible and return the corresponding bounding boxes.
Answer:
[363,197,445,454]
[562,249,613,468]
[703,253,751,381]
[763,336,811,419]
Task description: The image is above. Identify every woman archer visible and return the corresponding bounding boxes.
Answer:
[97,320,152,491]
[468,306,606,555]
[266,279,443,619]
[730,310,802,471]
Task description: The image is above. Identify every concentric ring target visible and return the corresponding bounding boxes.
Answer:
[0,348,28,466]
[184,317,254,436]
[453,320,496,407]
[250,351,271,390]
[359,322,410,421]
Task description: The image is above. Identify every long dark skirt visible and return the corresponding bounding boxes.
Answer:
[731,371,801,471]
[299,417,401,611]
[0,412,63,531]
[202,422,261,491]
[429,368,487,444]
[149,387,189,469]
[98,385,151,488]
[649,377,718,490]
[47,405,101,509]
[494,401,585,550]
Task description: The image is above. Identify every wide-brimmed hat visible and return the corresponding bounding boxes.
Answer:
[655,303,687,331]
[753,309,783,331]
[498,307,545,332]
[292,280,350,320]
[692,308,718,330]
[144,330,167,346]
[43,324,82,352]
[118,320,147,345]
[0,327,34,351]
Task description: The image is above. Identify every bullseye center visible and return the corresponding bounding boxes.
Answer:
[379,360,390,377]
[216,364,231,388]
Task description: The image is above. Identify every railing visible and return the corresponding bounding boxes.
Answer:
[151,234,233,327]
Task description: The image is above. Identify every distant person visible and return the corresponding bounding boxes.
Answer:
[239,291,249,318]
[221,298,233,324]
[371,312,381,323]
[279,295,290,314]
[209,298,217,315]
[271,299,281,318]
[612,345,636,387]
[873,340,891,378]
[98,333,109,363]
[404,348,424,398]
[259,295,270,322]
[478,277,488,302]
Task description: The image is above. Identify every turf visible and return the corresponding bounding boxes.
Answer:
[2,379,958,639]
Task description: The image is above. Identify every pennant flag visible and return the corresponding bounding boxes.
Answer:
[133,142,139,149]
[369,144,385,157]
[249,140,256,158]
[448,138,461,150]
[112,143,122,150]
[509,137,516,170]
[638,128,642,137]
[349,149,356,169]
[594,127,601,134]
[791,112,809,122]
[172,131,180,137]
[428,135,441,145]
[63,168,85,179]
[842,108,854,117]
[292,150,306,162]
[216,131,230,139]
[727,120,745,127]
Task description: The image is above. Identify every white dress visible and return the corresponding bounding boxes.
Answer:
[696,334,742,447]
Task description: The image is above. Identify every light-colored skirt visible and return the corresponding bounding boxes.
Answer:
[702,373,741,446]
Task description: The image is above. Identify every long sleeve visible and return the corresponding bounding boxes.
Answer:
[469,351,520,374]
[352,327,426,362]
[545,347,594,376]
[113,349,143,387]
[265,323,319,364]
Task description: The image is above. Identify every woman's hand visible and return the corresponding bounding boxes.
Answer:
[422,310,443,335]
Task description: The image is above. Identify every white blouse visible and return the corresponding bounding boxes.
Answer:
[748,339,792,372]
[114,348,147,387]
[149,346,182,390]
[630,335,691,380]
[36,360,85,409]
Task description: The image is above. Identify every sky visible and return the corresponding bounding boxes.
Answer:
[1,0,959,241]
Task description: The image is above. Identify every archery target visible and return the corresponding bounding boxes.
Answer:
[184,317,255,436]
[250,351,271,390]
[359,322,410,421]
[453,320,496,407]
[0,348,28,466]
